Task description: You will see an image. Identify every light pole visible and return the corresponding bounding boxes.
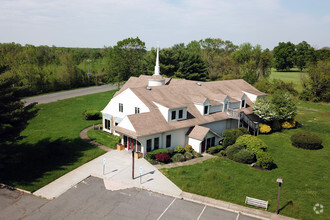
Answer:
[132,147,135,179]
[276,177,283,215]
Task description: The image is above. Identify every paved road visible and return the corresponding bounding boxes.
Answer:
[23,84,118,106]
[0,176,261,220]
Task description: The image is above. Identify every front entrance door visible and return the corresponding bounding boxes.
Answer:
[201,140,206,153]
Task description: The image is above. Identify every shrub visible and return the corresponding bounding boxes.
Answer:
[271,120,282,131]
[155,153,171,163]
[184,152,193,160]
[192,150,201,158]
[259,123,271,134]
[282,120,296,129]
[171,153,185,162]
[222,128,248,147]
[184,145,193,153]
[206,145,224,154]
[174,146,185,154]
[232,149,255,164]
[148,149,169,159]
[291,131,322,150]
[219,150,226,156]
[235,134,267,155]
[83,110,101,120]
[256,152,275,169]
[226,143,245,160]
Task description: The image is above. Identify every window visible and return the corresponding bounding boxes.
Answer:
[105,119,111,130]
[211,137,215,147]
[119,103,123,112]
[154,137,159,149]
[178,109,183,119]
[137,141,141,152]
[115,122,118,126]
[135,107,140,114]
[241,100,245,108]
[224,103,228,110]
[124,136,127,148]
[166,135,171,148]
[146,139,152,152]
[204,105,209,115]
[171,111,176,120]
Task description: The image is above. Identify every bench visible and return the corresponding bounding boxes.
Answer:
[245,196,268,210]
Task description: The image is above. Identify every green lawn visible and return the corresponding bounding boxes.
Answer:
[162,100,330,220]
[0,89,117,192]
[269,68,307,92]
[87,129,120,149]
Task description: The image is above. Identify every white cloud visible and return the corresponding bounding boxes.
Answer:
[0,0,329,49]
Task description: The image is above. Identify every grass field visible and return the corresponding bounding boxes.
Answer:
[162,100,330,220]
[87,129,120,149]
[269,68,307,92]
[0,89,117,192]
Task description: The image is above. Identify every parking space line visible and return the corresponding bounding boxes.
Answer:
[236,213,240,220]
[197,205,207,220]
[157,198,176,220]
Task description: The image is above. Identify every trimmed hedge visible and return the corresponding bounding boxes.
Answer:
[83,110,101,120]
[256,152,275,169]
[184,145,193,153]
[236,134,267,155]
[226,143,245,160]
[206,145,224,154]
[155,153,171,163]
[291,131,322,150]
[232,149,255,164]
[184,152,193,160]
[174,146,185,154]
[171,153,185,162]
[222,127,249,147]
[148,149,169,159]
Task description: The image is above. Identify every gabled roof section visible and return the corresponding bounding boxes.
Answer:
[187,125,210,141]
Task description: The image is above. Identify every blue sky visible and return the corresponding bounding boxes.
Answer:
[0,0,329,49]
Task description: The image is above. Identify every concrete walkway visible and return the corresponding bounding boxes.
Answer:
[23,84,118,106]
[33,150,183,200]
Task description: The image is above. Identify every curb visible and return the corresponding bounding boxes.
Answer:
[0,183,32,195]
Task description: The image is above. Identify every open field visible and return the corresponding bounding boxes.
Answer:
[269,68,307,92]
[162,100,330,220]
[0,90,117,192]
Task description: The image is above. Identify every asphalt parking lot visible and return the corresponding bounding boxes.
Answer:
[1,176,261,220]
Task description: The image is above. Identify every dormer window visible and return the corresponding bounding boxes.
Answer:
[241,99,245,108]
[204,105,209,115]
[135,107,140,114]
[178,109,183,119]
[171,111,176,120]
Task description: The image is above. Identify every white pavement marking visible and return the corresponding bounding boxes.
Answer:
[157,198,176,220]
[197,205,207,220]
[236,213,240,220]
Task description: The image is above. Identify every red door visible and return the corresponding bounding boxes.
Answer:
[201,140,205,153]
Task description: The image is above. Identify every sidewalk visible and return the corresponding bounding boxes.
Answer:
[33,150,182,200]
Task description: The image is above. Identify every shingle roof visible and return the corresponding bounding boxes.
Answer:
[113,76,264,137]
[187,125,210,141]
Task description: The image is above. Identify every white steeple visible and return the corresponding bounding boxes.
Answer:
[154,46,160,75]
[148,44,165,87]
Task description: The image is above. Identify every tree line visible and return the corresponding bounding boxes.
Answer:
[0,38,329,101]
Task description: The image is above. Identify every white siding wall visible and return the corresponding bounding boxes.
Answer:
[154,102,169,121]
[242,91,258,103]
[102,88,150,119]
[188,138,201,152]
[194,103,204,115]
[118,116,136,132]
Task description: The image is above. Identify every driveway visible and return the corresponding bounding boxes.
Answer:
[23,84,118,106]
[1,176,262,220]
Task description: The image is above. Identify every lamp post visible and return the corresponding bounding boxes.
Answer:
[131,146,135,179]
[276,177,283,215]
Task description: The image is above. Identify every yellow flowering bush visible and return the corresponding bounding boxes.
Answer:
[282,120,296,129]
[259,123,271,134]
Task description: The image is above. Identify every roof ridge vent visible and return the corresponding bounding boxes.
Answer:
[146,86,152,90]
[197,82,202,86]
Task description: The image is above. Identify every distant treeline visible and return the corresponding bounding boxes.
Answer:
[0,38,329,97]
